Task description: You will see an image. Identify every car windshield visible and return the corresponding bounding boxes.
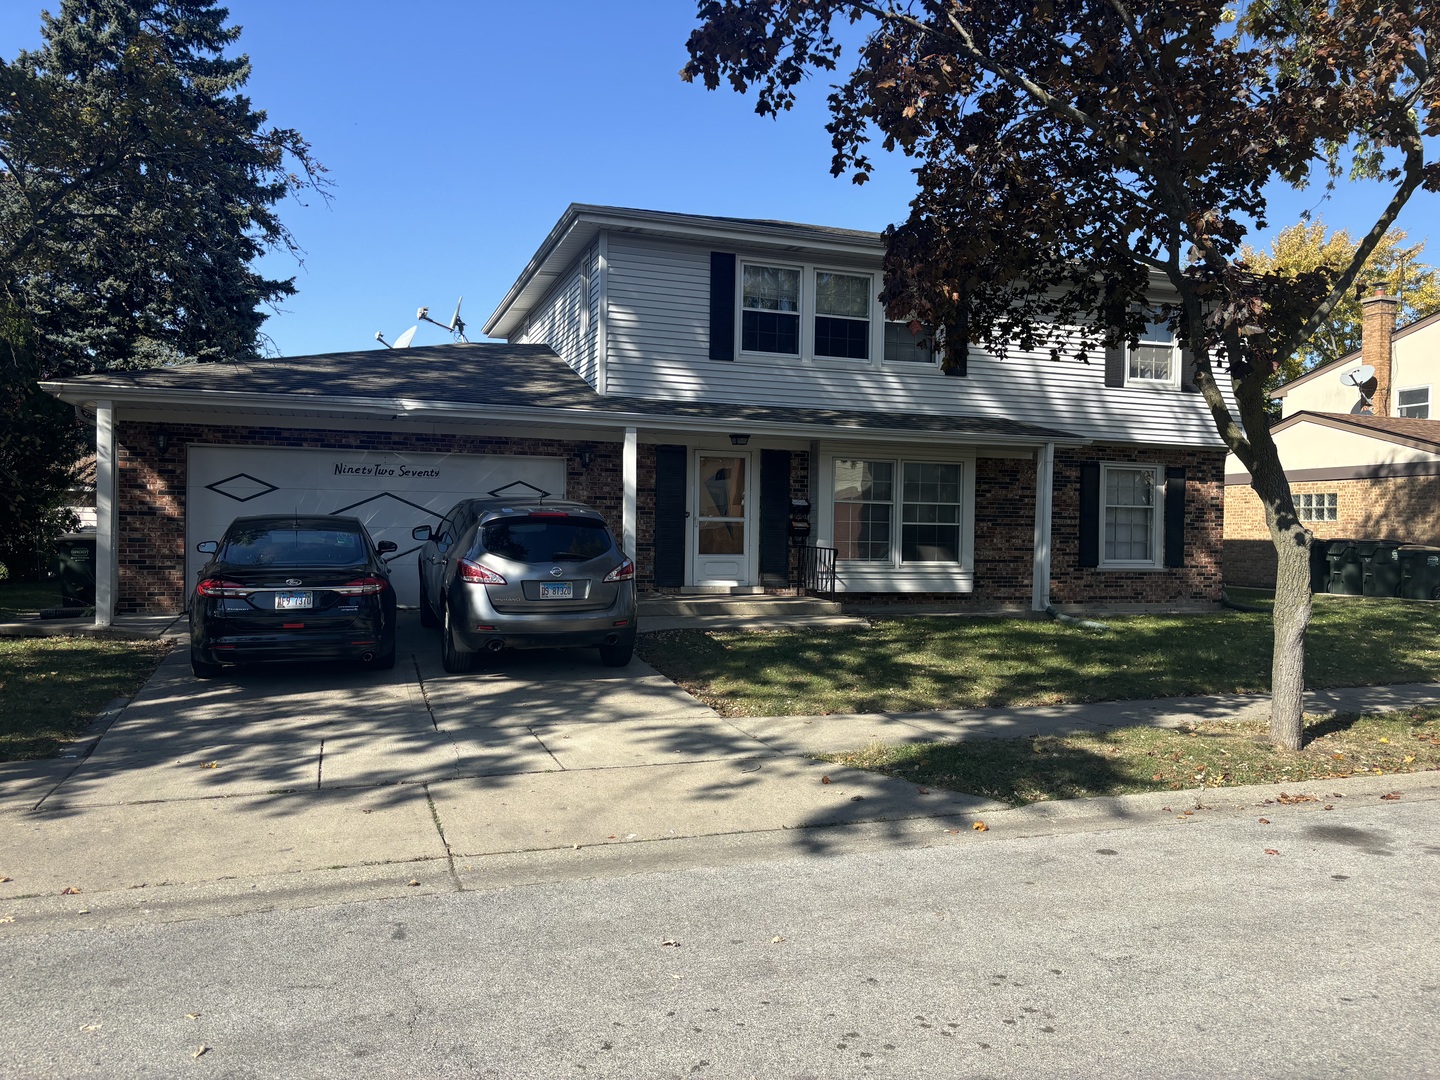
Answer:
[220,527,366,567]
[480,517,611,562]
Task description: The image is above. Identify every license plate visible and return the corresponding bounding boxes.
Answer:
[274,591,313,610]
[538,582,574,600]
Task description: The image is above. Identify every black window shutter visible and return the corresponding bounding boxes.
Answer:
[1104,338,1125,388]
[653,445,687,587]
[1078,462,1100,568]
[709,252,736,361]
[1179,348,1199,392]
[759,450,791,579]
[1164,466,1187,567]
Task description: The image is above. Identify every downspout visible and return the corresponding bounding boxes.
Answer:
[94,400,118,627]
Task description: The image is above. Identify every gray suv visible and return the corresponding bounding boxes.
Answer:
[412,498,638,672]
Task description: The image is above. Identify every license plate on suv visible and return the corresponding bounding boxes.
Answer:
[538,582,574,600]
[274,591,313,610]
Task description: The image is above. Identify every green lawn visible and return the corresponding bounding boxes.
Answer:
[0,579,63,618]
[638,593,1440,717]
[821,706,1440,805]
[0,637,171,760]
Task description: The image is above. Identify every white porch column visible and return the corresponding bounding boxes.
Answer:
[1031,441,1055,613]
[94,400,119,627]
[622,426,638,558]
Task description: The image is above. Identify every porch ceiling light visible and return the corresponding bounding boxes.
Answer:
[729,433,750,446]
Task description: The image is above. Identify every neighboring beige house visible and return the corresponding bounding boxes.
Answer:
[1225,288,1440,586]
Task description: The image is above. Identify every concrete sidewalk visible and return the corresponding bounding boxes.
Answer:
[2,612,1439,921]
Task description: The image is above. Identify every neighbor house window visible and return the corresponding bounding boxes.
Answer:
[1397,386,1430,419]
[1100,464,1163,566]
[813,271,872,360]
[834,458,963,564]
[1296,492,1337,522]
[883,320,937,364]
[1126,320,1179,387]
[741,263,800,355]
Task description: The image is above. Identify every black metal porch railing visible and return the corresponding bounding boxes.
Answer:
[797,543,837,595]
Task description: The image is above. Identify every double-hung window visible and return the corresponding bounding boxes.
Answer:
[1100,464,1163,567]
[741,263,800,355]
[883,320,937,365]
[1126,320,1179,387]
[1398,386,1430,419]
[834,458,962,564]
[814,272,872,360]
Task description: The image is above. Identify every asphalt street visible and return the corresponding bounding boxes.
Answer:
[5,788,1439,1079]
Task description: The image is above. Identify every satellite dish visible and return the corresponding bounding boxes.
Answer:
[1338,364,1376,388]
[418,297,468,342]
[393,326,418,349]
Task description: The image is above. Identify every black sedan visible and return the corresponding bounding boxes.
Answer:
[189,514,398,678]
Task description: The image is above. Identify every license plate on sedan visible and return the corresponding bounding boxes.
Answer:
[538,582,574,600]
[274,591,313,610]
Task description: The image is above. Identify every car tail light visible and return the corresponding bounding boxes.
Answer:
[333,576,389,596]
[458,559,507,585]
[196,578,252,598]
[603,557,635,583]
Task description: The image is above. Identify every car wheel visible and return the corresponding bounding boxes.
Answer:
[441,604,474,674]
[418,569,439,628]
[598,632,635,668]
[191,646,222,679]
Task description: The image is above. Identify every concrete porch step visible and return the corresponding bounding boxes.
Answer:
[638,594,843,618]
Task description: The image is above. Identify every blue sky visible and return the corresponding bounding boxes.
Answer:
[3,1,1436,357]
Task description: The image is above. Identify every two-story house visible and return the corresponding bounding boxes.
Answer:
[1225,286,1440,586]
[40,205,1226,624]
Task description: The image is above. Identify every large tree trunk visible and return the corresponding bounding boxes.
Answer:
[1249,451,1312,750]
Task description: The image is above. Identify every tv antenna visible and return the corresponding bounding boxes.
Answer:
[375,325,418,349]
[1338,363,1377,413]
[418,298,468,342]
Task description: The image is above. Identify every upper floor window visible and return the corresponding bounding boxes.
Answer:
[741,263,800,355]
[814,271,872,360]
[883,320,937,364]
[1127,320,1179,387]
[1397,386,1430,419]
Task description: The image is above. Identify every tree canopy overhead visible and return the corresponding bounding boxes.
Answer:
[683,0,1439,749]
[0,0,327,377]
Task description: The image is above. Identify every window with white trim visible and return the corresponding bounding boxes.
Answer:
[834,458,962,564]
[741,263,800,355]
[1296,492,1337,522]
[1397,386,1430,419]
[1100,464,1163,566]
[814,271,872,359]
[883,320,937,364]
[1126,320,1179,387]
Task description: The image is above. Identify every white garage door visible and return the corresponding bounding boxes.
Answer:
[187,446,566,607]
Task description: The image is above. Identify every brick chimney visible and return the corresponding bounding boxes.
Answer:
[1361,283,1399,416]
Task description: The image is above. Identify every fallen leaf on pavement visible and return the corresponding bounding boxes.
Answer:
[406,879,420,887]
[81,1024,101,1033]
[771,935,785,943]
[1276,792,1315,804]
[1323,804,1334,810]
[192,1046,209,1059]
[186,1013,201,1021]
[1264,849,1280,856]
[850,795,864,802]
[661,939,681,948]
[972,821,988,832]
[821,775,832,785]
[1258,818,1270,824]
[917,788,930,794]
[60,887,81,895]
[200,761,218,769]
[1381,792,1403,801]
[0,915,14,924]
[0,875,10,883]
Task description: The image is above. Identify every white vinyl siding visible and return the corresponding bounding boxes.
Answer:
[512,242,600,387]
[598,233,1232,448]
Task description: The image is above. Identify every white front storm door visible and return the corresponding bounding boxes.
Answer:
[692,452,753,586]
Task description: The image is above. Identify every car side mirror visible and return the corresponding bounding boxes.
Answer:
[411,525,433,542]
[196,540,218,554]
[376,540,398,554]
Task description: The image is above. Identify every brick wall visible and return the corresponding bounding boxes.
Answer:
[1049,445,1224,606]
[1223,475,1440,586]
[117,422,624,613]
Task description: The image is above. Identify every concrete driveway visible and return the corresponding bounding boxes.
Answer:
[0,615,995,904]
